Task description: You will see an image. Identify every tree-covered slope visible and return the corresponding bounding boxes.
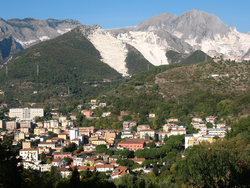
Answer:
[125,44,154,75]
[166,50,211,65]
[0,28,123,105]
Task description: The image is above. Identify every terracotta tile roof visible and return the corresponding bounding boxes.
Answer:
[112,171,126,177]
[115,166,128,172]
[139,129,155,132]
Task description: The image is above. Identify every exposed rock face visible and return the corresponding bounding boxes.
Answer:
[0,17,80,64]
[108,9,250,58]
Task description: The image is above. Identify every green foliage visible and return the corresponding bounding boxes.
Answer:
[116,159,134,166]
[48,131,58,138]
[179,135,250,187]
[41,152,47,163]
[0,138,24,188]
[0,28,122,104]
[125,44,154,75]
[146,142,156,149]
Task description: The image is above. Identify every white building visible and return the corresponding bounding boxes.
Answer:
[70,128,79,140]
[19,148,39,162]
[9,108,44,120]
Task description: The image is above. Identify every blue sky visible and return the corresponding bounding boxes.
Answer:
[1,0,249,33]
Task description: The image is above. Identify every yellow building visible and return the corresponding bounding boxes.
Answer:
[58,133,68,140]
[105,132,116,144]
[22,141,31,149]
[89,137,99,144]
[185,134,214,149]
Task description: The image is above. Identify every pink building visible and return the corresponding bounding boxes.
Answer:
[118,139,146,151]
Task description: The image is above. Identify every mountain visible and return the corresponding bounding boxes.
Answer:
[107,9,250,60]
[0,17,80,64]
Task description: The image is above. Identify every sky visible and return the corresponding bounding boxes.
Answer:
[0,0,249,33]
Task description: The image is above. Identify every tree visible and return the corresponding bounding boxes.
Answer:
[69,167,81,187]
[41,152,47,163]
[153,162,159,176]
[0,138,24,188]
[46,158,52,164]
[146,142,156,149]
[179,135,250,187]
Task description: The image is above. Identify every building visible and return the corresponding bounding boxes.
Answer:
[123,121,137,132]
[149,113,156,118]
[52,159,67,168]
[139,129,155,139]
[19,148,39,162]
[137,125,150,132]
[53,152,72,159]
[118,139,146,151]
[9,108,44,120]
[185,133,215,149]
[95,164,114,172]
[5,121,18,130]
[57,168,72,178]
[0,120,6,129]
[70,128,79,140]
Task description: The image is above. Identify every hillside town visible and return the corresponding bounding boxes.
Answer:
[0,100,231,180]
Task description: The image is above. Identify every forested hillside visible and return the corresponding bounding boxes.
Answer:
[0,28,123,106]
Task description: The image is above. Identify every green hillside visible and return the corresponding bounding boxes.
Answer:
[0,27,123,106]
[166,50,211,65]
[84,59,250,130]
[125,44,154,75]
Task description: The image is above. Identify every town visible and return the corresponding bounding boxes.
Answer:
[0,100,231,180]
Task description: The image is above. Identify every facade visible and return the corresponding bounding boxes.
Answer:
[137,125,150,132]
[0,120,6,129]
[185,134,214,149]
[53,152,72,159]
[19,148,39,161]
[70,128,79,140]
[95,164,114,172]
[118,139,146,151]
[92,140,107,145]
[123,121,137,132]
[6,121,18,130]
[139,129,155,139]
[73,157,85,166]
[9,108,44,120]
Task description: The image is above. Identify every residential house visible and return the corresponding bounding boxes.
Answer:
[57,168,72,178]
[95,164,114,172]
[73,157,85,166]
[139,129,155,139]
[123,121,137,132]
[111,166,129,179]
[206,116,216,125]
[53,152,72,159]
[102,112,111,117]
[137,125,150,132]
[52,159,67,168]
[149,113,156,118]
[84,144,97,152]
[19,148,39,162]
[167,118,180,123]
[185,133,214,149]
